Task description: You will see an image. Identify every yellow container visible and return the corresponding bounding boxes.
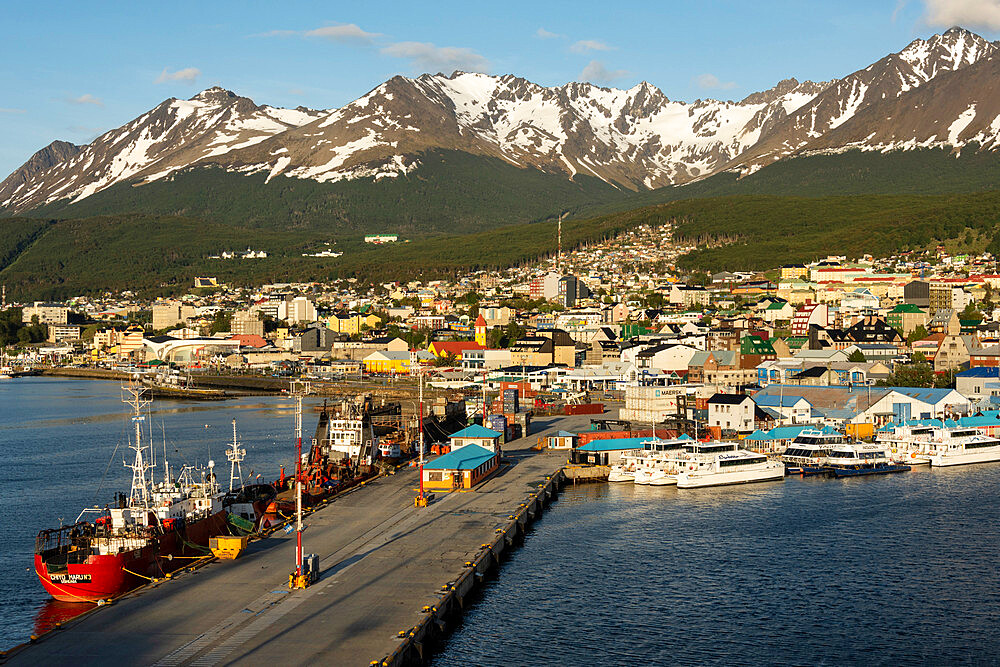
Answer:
[210,535,249,560]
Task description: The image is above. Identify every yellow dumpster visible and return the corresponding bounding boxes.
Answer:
[210,535,249,560]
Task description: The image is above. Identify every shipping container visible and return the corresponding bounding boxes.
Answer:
[563,403,605,415]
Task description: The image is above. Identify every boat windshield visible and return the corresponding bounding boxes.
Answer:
[783,448,829,458]
[719,456,766,467]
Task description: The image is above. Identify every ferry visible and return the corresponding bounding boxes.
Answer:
[675,446,785,489]
[779,429,844,475]
[825,442,910,477]
[927,428,1000,467]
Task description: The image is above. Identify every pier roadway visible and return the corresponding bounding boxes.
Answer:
[14,414,595,666]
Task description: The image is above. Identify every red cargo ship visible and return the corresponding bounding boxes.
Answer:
[34,382,230,603]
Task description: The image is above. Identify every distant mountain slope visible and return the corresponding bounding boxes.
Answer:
[25,150,626,235]
[4,27,1000,234]
[0,89,324,213]
[728,27,998,173]
[5,191,1000,300]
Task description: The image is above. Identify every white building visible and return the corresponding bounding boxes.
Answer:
[278,297,317,325]
[707,394,757,433]
[22,302,69,325]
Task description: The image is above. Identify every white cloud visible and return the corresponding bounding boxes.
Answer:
[892,0,907,23]
[570,39,613,53]
[923,0,1000,29]
[382,41,490,73]
[580,60,630,84]
[536,28,562,39]
[0,107,26,114]
[155,67,201,84]
[253,29,298,37]
[68,93,104,107]
[694,73,736,90]
[305,23,381,44]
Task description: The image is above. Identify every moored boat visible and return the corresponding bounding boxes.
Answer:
[34,381,229,603]
[927,428,1000,467]
[675,446,785,489]
[825,442,910,477]
[779,429,843,475]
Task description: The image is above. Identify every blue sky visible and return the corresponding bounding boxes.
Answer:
[2,0,999,178]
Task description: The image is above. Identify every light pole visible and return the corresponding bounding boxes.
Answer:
[289,380,311,588]
[415,368,428,507]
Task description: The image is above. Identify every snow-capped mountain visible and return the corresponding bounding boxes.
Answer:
[2,27,999,215]
[210,73,829,190]
[728,27,998,173]
[0,88,324,212]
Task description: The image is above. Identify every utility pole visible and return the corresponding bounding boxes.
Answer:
[289,380,312,588]
[415,369,428,507]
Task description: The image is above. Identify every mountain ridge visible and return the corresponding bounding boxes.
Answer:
[3,27,1000,220]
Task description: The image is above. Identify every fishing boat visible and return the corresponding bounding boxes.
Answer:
[825,442,910,477]
[675,446,785,489]
[265,396,385,518]
[220,419,276,530]
[780,429,845,475]
[33,382,229,603]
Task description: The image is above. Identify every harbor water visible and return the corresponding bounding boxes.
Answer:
[5,377,1000,662]
[0,377,305,649]
[434,464,1000,664]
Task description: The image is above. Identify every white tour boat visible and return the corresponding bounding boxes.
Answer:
[927,428,1000,467]
[779,429,845,475]
[628,437,697,486]
[675,445,785,489]
[877,423,939,465]
[825,441,909,477]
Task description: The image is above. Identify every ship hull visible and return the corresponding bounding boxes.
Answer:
[35,510,228,603]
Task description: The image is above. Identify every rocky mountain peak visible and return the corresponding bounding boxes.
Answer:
[191,87,240,104]
[6,29,1000,214]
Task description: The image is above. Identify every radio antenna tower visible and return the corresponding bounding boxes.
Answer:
[557,211,564,273]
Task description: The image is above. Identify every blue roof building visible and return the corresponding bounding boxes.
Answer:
[422,443,500,490]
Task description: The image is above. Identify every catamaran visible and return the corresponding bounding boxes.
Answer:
[675,445,785,489]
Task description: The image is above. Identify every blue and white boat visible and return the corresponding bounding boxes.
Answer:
[779,429,843,475]
[825,442,910,477]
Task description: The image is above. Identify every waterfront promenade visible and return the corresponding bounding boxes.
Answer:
[9,414,596,666]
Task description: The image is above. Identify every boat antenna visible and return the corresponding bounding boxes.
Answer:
[123,377,153,508]
[162,421,170,484]
[226,418,246,492]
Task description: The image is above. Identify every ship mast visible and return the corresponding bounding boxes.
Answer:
[123,379,153,508]
[227,418,246,492]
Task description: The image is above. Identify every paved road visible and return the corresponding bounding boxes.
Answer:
[13,414,594,666]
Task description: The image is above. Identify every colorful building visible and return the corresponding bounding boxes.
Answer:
[362,350,412,374]
[449,424,503,453]
[421,444,500,491]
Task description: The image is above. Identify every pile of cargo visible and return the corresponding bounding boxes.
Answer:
[485,387,533,443]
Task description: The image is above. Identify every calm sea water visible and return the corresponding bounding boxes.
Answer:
[7,379,1000,663]
[0,376,311,649]
[435,464,1000,665]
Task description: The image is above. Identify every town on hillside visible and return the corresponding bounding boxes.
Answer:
[2,224,998,441]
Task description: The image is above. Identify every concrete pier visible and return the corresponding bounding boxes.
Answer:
[7,415,595,666]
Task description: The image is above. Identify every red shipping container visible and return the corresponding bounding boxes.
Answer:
[563,403,605,415]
